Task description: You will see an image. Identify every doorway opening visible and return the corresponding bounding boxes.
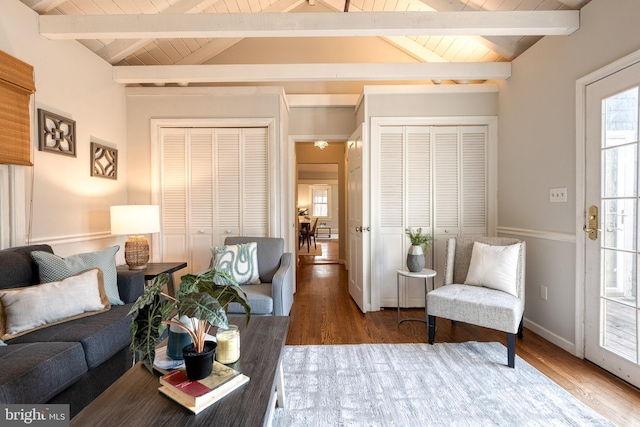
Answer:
[297,163,339,264]
[295,140,347,266]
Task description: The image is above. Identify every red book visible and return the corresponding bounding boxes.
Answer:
[160,370,212,398]
[159,361,241,406]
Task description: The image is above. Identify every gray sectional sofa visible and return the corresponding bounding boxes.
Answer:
[0,244,145,417]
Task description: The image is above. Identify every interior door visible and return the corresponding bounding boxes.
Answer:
[348,124,369,313]
[585,60,640,387]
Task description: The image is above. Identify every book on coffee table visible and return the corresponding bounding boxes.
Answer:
[159,373,250,414]
[159,361,249,412]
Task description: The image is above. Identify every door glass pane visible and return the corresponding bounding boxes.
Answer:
[603,199,637,251]
[604,87,639,147]
[603,300,637,362]
[602,144,637,198]
[599,86,640,366]
[601,249,636,300]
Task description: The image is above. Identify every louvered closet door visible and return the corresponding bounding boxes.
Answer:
[160,128,189,266]
[376,126,432,308]
[404,127,432,306]
[189,128,215,273]
[215,129,241,243]
[377,126,405,308]
[432,126,487,282]
[214,128,269,244]
[461,126,487,236]
[242,128,269,237]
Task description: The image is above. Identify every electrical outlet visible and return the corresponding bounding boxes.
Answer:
[550,187,567,203]
[540,285,548,301]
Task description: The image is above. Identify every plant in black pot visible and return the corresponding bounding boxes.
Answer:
[129,269,251,380]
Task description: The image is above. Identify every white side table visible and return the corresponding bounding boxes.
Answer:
[396,268,437,325]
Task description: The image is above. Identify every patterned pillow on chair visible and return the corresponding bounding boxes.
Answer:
[211,242,260,285]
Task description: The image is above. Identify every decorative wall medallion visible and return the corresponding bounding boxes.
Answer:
[38,109,76,156]
[91,142,118,180]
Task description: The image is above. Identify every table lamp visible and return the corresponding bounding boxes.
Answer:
[110,205,160,270]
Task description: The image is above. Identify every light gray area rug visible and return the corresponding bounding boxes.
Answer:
[273,342,615,427]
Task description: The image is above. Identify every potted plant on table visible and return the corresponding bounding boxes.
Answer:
[129,268,251,380]
[405,227,433,272]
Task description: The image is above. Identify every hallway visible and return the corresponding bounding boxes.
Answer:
[298,239,339,265]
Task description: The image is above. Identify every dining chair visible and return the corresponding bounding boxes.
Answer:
[300,218,319,252]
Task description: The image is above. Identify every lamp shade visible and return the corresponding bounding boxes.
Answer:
[110,205,160,236]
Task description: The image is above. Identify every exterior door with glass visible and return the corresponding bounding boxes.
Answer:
[585,60,640,387]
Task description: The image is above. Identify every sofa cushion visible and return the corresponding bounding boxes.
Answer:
[0,269,110,340]
[0,245,53,290]
[9,304,133,370]
[211,242,260,285]
[426,284,523,334]
[226,283,273,315]
[31,246,123,306]
[0,342,88,404]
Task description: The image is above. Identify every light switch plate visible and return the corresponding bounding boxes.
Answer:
[550,187,567,203]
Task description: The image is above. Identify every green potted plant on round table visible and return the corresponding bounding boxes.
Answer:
[128,268,251,380]
[405,227,433,272]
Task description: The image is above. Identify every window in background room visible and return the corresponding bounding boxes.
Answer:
[311,186,331,218]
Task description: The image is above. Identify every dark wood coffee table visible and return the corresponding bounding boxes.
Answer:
[71,316,289,427]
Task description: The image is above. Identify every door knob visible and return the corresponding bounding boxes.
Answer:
[583,205,599,240]
[355,226,362,232]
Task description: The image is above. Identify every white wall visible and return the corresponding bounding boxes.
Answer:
[498,0,640,352]
[0,0,128,259]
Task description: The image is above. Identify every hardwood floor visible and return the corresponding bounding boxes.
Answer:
[287,262,640,426]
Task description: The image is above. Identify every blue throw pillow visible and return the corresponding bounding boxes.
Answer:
[31,246,123,305]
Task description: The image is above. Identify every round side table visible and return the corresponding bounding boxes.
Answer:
[396,268,437,325]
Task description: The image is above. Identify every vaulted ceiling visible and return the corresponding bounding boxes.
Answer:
[19,0,591,94]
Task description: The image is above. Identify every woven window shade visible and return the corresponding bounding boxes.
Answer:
[0,50,36,166]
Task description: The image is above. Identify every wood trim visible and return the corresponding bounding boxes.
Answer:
[40,11,579,39]
[497,226,576,243]
[29,231,113,246]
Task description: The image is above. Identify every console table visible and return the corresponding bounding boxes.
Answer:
[71,316,289,427]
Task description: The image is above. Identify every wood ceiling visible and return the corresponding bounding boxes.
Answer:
[19,0,592,94]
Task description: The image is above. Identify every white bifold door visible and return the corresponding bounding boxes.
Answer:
[157,127,269,274]
[372,125,487,308]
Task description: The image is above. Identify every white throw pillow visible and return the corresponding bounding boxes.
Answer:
[464,242,521,297]
[0,268,110,340]
[211,242,260,285]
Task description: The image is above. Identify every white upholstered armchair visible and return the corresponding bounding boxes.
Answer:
[427,236,526,368]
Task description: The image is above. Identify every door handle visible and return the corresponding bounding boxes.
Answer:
[355,226,362,232]
[583,206,599,240]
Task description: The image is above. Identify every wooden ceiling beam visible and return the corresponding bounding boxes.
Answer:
[112,62,511,84]
[40,10,579,40]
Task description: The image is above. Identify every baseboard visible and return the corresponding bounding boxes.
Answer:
[524,317,577,356]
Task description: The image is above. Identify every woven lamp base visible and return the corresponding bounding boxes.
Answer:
[124,235,150,270]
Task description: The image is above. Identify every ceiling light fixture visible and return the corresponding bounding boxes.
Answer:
[314,140,328,150]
